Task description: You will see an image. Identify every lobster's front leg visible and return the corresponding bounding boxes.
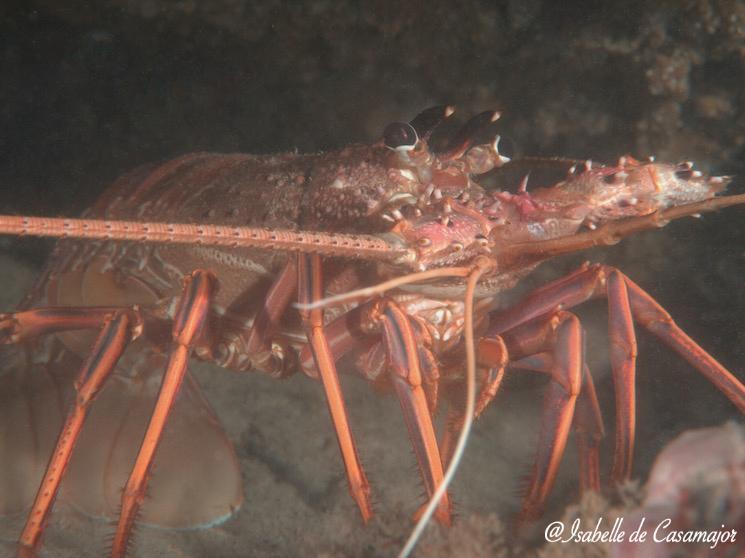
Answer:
[503,312,584,521]
[372,299,452,526]
[439,312,605,521]
[488,263,745,483]
[505,342,605,503]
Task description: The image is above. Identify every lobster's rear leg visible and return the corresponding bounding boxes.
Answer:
[0,307,133,344]
[16,310,137,556]
[110,270,214,558]
[297,254,373,523]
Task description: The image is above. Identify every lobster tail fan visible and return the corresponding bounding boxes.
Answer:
[437,110,501,162]
[408,105,455,142]
[0,335,242,530]
[63,366,243,529]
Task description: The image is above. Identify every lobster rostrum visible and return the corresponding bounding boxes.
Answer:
[0,106,744,557]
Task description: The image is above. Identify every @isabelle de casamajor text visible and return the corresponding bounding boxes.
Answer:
[545,516,737,550]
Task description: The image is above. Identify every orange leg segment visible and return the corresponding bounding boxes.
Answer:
[606,270,637,481]
[508,350,604,495]
[574,364,604,493]
[296,254,372,523]
[16,310,135,556]
[242,259,298,377]
[624,276,745,412]
[505,312,584,521]
[0,307,128,344]
[376,300,451,526]
[110,270,214,558]
[488,263,745,483]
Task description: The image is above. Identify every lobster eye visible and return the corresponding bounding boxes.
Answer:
[384,122,418,151]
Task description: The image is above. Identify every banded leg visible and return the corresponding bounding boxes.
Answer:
[16,311,137,556]
[111,270,214,558]
[296,254,372,523]
[488,263,745,482]
[375,299,451,526]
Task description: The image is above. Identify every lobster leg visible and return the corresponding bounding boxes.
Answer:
[16,310,136,556]
[474,336,509,418]
[623,276,745,412]
[606,270,637,481]
[0,307,129,344]
[110,270,214,558]
[508,352,604,494]
[375,300,452,526]
[501,312,584,521]
[439,336,508,469]
[437,324,601,524]
[295,297,450,523]
[488,265,635,479]
[487,263,745,482]
[296,254,373,523]
[406,316,441,414]
[575,365,604,493]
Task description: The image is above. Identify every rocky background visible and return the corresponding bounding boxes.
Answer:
[1,1,744,557]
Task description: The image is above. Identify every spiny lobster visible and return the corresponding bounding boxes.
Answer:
[0,106,744,557]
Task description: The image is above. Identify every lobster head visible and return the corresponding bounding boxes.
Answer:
[381,127,731,280]
[303,107,731,287]
[301,107,509,233]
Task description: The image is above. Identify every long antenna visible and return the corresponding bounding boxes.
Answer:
[0,215,413,262]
